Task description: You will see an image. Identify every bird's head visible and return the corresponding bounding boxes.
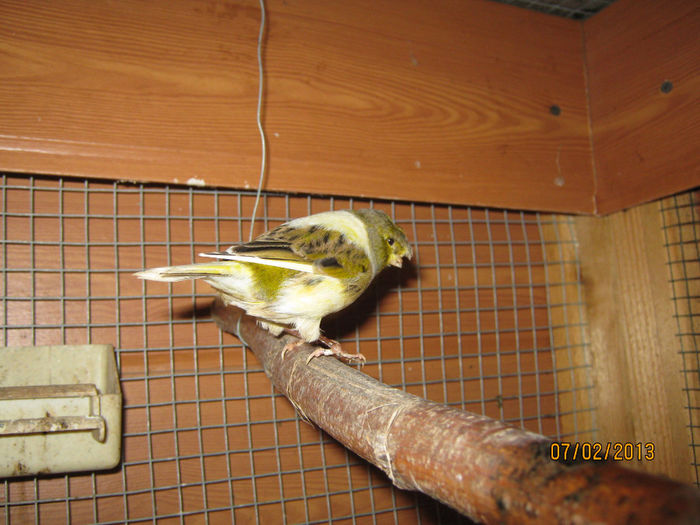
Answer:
[355,209,412,269]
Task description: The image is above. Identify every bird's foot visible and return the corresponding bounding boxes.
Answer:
[280,329,365,366]
[281,338,305,359]
[306,335,366,366]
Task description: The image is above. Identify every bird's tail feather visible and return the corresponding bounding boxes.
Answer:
[134,262,238,282]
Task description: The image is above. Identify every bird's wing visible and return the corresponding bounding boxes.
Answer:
[200,222,370,280]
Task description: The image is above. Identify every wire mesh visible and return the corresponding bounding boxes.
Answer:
[488,0,616,19]
[1,173,595,524]
[660,190,700,487]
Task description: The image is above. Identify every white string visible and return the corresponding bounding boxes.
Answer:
[248,0,267,241]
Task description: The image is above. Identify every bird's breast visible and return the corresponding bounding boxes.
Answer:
[272,273,357,319]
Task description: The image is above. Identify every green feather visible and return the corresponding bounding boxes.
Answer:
[249,264,296,300]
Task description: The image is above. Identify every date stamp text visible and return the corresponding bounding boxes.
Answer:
[550,442,655,462]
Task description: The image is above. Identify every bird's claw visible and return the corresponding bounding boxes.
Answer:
[281,339,305,359]
[280,332,365,366]
[305,343,367,366]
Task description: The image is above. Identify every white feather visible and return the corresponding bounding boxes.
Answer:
[198,252,314,273]
[134,267,192,282]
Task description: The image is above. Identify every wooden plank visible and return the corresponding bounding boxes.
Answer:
[538,217,595,442]
[584,0,700,214]
[575,202,694,482]
[0,0,594,213]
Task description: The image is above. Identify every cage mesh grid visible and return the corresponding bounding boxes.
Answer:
[1,173,594,523]
[660,190,700,487]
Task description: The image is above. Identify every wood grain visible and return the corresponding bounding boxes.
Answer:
[0,0,593,213]
[575,202,694,482]
[585,0,700,214]
[538,218,595,441]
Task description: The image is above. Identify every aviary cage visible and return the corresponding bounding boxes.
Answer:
[1,0,698,523]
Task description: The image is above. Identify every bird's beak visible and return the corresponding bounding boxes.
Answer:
[389,245,412,268]
[389,252,409,268]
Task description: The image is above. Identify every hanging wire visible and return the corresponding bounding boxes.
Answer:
[248,0,267,241]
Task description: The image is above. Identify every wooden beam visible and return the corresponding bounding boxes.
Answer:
[0,0,593,213]
[575,202,694,482]
[584,0,700,214]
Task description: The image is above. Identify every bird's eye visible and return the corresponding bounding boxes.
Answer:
[387,238,395,246]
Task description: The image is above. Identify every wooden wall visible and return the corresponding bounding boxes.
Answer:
[575,200,696,482]
[1,0,696,214]
[585,0,700,214]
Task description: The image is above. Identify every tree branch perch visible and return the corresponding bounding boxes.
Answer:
[212,299,699,524]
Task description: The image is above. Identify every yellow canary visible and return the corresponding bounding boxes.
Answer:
[135,209,412,363]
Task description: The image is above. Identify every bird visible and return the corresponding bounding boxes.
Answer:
[135,208,412,364]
